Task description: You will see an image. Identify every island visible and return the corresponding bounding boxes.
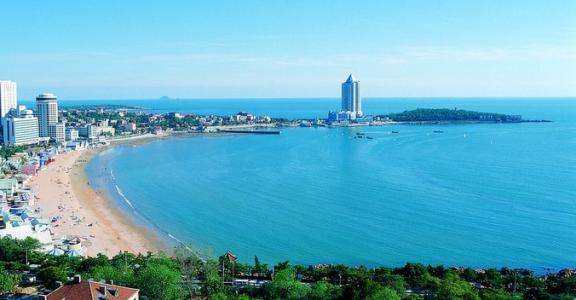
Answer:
[376,108,551,124]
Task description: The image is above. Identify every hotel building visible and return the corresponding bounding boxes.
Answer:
[36,93,59,137]
[341,74,362,119]
[2,106,40,146]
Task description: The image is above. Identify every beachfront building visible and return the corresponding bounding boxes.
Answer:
[0,210,54,251]
[96,119,115,136]
[78,125,96,139]
[2,106,41,146]
[36,93,59,137]
[48,122,66,143]
[125,122,137,132]
[0,80,17,122]
[66,128,79,141]
[45,276,139,300]
[341,74,362,119]
[0,178,18,197]
[230,112,255,122]
[78,121,115,140]
[326,75,364,123]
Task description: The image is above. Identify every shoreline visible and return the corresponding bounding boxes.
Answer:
[29,137,168,257]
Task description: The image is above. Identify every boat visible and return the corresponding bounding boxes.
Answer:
[433,130,444,133]
[392,131,399,134]
[366,136,374,139]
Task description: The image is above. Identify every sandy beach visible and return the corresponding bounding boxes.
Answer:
[28,147,162,257]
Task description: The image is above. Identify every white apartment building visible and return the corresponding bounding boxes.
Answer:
[2,108,40,146]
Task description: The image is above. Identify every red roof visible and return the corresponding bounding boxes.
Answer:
[46,280,139,300]
[225,250,237,262]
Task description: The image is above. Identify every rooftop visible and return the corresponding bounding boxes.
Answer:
[36,93,57,100]
[345,74,358,83]
[46,278,139,300]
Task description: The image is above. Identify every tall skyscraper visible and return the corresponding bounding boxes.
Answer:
[341,74,362,118]
[36,93,59,137]
[0,81,18,121]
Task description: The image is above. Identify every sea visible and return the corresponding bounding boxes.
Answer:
[75,98,576,272]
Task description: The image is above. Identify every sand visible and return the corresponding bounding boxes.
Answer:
[28,148,162,257]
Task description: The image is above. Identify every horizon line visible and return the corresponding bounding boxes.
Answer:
[16,96,576,102]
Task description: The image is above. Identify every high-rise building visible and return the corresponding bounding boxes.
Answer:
[36,93,59,137]
[0,81,17,122]
[2,106,40,146]
[341,74,362,118]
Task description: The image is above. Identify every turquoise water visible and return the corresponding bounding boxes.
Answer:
[86,98,576,271]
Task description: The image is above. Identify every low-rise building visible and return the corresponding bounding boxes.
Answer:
[0,211,53,251]
[79,121,115,139]
[125,122,136,132]
[78,125,96,139]
[45,276,139,300]
[48,122,66,143]
[0,178,18,197]
[65,128,79,141]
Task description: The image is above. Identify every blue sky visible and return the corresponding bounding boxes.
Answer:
[2,0,575,100]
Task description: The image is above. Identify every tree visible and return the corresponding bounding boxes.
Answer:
[134,263,185,300]
[274,261,290,272]
[78,253,111,273]
[87,265,134,286]
[438,273,480,300]
[203,260,225,297]
[308,281,342,300]
[377,273,407,296]
[483,268,505,289]
[263,268,310,300]
[0,267,20,294]
[366,287,401,300]
[0,236,41,266]
[254,256,268,275]
[523,288,551,300]
[480,289,520,300]
[342,273,385,300]
[38,266,67,289]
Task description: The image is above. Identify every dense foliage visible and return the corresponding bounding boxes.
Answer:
[0,236,575,299]
[381,108,521,123]
[0,145,31,159]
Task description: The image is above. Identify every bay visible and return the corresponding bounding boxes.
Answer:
[85,98,576,271]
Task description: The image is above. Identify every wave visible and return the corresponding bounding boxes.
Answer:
[108,167,198,257]
[114,185,135,211]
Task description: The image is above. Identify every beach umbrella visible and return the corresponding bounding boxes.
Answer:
[66,250,82,257]
[46,248,65,256]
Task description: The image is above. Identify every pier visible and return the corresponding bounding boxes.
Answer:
[218,129,281,135]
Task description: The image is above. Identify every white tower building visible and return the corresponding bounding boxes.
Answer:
[0,81,18,121]
[36,93,59,137]
[341,74,362,118]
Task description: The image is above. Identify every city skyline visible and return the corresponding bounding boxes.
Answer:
[1,1,575,100]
